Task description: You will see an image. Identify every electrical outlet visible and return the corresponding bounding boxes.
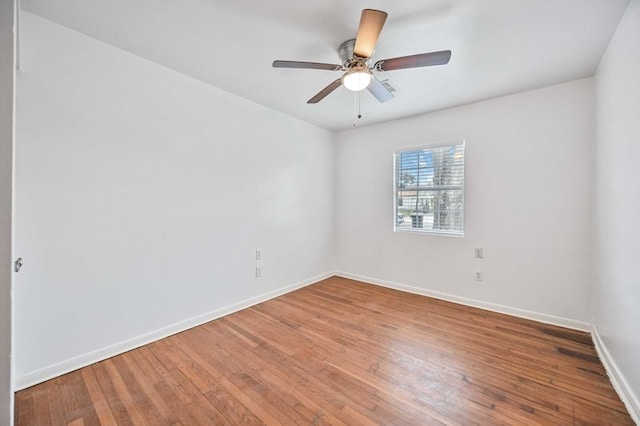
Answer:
[255,248,262,260]
[474,248,483,259]
[474,270,483,282]
[255,266,262,278]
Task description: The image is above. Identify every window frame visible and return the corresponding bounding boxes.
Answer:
[393,140,466,237]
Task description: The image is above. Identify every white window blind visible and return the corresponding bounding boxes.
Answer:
[394,142,465,235]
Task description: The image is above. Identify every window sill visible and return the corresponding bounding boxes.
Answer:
[393,228,464,237]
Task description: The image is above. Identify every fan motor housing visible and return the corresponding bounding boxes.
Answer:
[338,39,356,64]
[338,39,371,69]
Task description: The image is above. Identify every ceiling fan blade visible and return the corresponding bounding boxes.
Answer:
[307,79,342,104]
[375,50,452,71]
[367,77,394,103]
[353,9,388,58]
[273,60,342,71]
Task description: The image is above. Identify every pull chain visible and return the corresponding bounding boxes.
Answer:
[353,91,362,127]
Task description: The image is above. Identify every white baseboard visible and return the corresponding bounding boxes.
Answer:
[335,271,591,331]
[14,271,334,391]
[592,325,640,424]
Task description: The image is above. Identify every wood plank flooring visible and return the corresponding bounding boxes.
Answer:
[15,277,634,425]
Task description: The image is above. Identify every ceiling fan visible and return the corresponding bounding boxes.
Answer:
[272,9,452,104]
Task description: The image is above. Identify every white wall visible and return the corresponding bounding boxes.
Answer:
[593,0,640,418]
[14,12,334,386]
[335,79,594,327]
[0,0,16,423]
[13,8,638,419]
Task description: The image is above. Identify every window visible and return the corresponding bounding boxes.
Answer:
[394,141,465,235]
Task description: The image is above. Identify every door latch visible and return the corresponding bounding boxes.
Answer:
[14,257,23,273]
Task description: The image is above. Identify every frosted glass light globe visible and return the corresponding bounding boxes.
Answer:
[342,67,373,91]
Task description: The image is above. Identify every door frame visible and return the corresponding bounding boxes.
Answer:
[0,0,17,424]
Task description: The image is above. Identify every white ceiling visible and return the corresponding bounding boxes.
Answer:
[21,0,629,131]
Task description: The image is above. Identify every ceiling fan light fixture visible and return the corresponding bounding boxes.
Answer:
[342,66,373,92]
[272,9,451,105]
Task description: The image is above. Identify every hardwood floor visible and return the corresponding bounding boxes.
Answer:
[15,277,633,425]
